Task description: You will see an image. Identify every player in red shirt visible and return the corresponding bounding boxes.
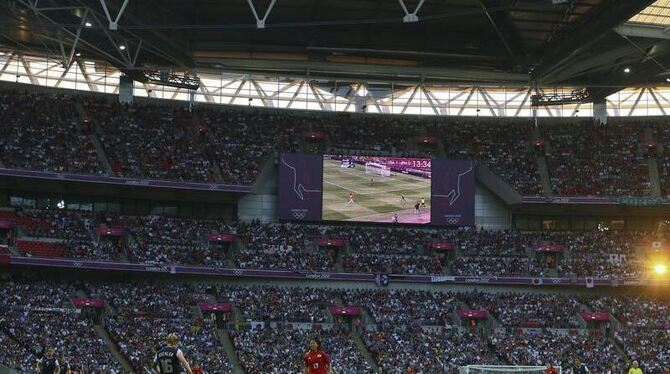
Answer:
[546,363,559,374]
[347,192,354,205]
[304,338,331,374]
[191,362,204,374]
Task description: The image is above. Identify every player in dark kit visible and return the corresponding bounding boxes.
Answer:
[36,347,60,374]
[154,333,194,374]
[304,338,332,374]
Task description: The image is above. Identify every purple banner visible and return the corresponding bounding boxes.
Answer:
[457,309,488,319]
[95,225,124,236]
[328,306,362,316]
[522,196,617,204]
[8,256,669,287]
[206,233,237,242]
[520,321,543,328]
[534,243,565,253]
[278,153,323,221]
[0,218,14,229]
[427,242,455,251]
[580,312,610,321]
[71,298,105,308]
[315,238,347,247]
[0,168,252,193]
[199,302,233,312]
[431,160,475,226]
[522,196,670,206]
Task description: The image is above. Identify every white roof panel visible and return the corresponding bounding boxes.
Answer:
[630,0,670,26]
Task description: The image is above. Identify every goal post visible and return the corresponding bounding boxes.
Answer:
[365,162,391,177]
[460,365,561,374]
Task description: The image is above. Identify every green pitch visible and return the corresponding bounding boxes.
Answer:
[322,159,431,222]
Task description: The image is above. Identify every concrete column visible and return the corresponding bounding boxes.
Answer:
[593,99,607,124]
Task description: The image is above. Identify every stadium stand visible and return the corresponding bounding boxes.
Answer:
[1,89,668,197]
[0,280,123,373]
[0,91,101,175]
[5,2,670,374]
[364,326,499,373]
[542,121,650,196]
[2,278,670,372]
[490,330,626,371]
[2,208,658,279]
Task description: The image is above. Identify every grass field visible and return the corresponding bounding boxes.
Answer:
[322,159,431,223]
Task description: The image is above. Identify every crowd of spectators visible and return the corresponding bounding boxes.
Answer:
[7,88,670,197]
[124,215,232,267]
[559,255,646,279]
[233,322,373,374]
[197,106,300,185]
[86,282,200,318]
[615,328,670,374]
[427,118,542,195]
[543,120,650,196]
[581,295,670,329]
[343,289,457,326]
[490,331,625,371]
[7,278,670,372]
[235,221,335,271]
[364,326,499,373]
[451,256,546,277]
[344,226,434,254]
[460,291,582,327]
[104,315,232,374]
[342,253,443,274]
[16,209,126,261]
[3,311,122,373]
[217,285,334,322]
[326,115,413,155]
[0,91,101,175]
[232,326,310,374]
[86,97,216,183]
[0,329,27,371]
[458,229,535,257]
[7,206,660,280]
[18,209,93,241]
[1,279,75,309]
[84,281,232,373]
[235,248,334,272]
[0,279,122,373]
[557,230,648,279]
[655,122,670,196]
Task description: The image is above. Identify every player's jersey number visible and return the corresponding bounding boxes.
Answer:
[160,359,174,373]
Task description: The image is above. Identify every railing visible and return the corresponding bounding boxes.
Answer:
[6,255,664,288]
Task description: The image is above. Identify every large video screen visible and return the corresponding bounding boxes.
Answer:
[277,153,475,226]
[322,155,431,224]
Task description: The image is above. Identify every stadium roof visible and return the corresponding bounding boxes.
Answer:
[629,0,670,26]
[2,0,670,101]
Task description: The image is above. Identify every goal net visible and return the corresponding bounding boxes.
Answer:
[459,365,561,374]
[365,162,391,177]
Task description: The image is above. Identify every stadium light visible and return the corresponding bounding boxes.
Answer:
[666,78,670,83]
[624,67,631,73]
[75,52,81,57]
[654,263,667,275]
[85,21,93,27]
[119,45,126,51]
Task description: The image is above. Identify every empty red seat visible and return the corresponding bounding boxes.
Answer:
[16,240,65,257]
